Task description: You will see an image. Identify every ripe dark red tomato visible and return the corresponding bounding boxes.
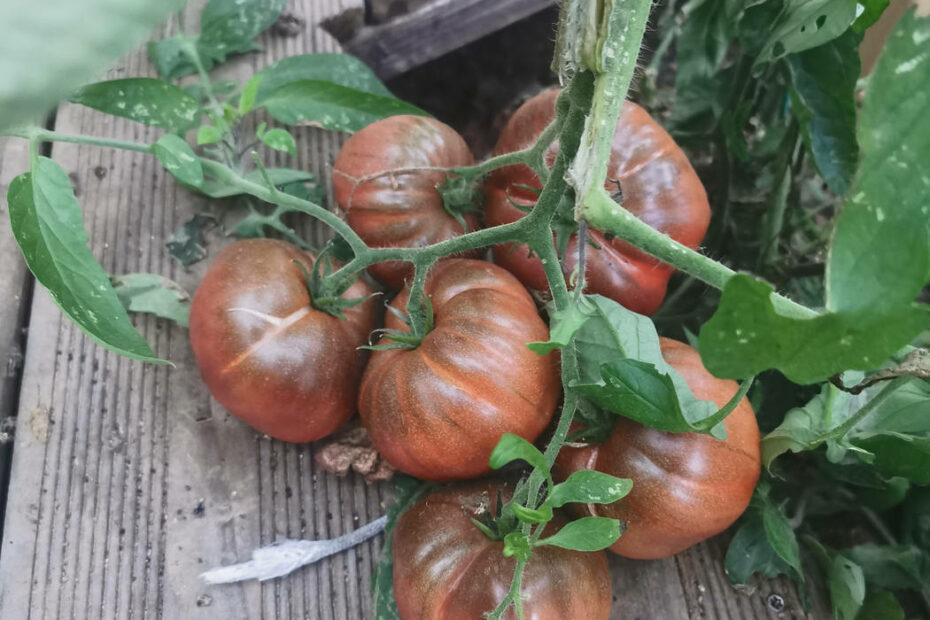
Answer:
[484,90,711,315]
[359,259,560,481]
[393,481,613,620]
[555,338,760,559]
[189,239,379,443]
[332,115,478,290]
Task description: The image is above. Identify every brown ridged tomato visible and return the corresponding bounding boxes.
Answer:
[393,481,613,620]
[555,338,760,559]
[332,115,478,290]
[189,239,379,442]
[484,90,711,315]
[359,259,559,481]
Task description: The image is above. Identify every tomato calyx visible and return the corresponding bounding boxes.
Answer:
[469,487,521,542]
[293,250,375,320]
[362,295,435,351]
[437,175,483,232]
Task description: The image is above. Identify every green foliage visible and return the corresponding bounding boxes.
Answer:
[151,134,205,188]
[111,273,191,327]
[148,0,286,80]
[0,0,184,131]
[535,517,622,552]
[786,30,861,195]
[549,470,632,508]
[7,157,165,363]
[260,128,297,156]
[70,78,200,132]
[700,11,930,383]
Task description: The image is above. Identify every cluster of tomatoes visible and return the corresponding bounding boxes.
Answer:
[189,90,761,619]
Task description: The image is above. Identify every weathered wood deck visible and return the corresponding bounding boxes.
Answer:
[0,1,825,618]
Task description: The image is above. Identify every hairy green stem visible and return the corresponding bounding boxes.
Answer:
[819,377,908,444]
[486,559,526,620]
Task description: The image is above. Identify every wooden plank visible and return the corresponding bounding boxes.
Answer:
[0,137,33,530]
[334,0,556,79]
[0,0,819,618]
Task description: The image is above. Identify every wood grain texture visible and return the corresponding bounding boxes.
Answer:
[0,1,821,618]
[337,0,557,79]
[0,137,33,529]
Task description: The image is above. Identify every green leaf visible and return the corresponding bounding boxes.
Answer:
[762,379,863,468]
[528,302,592,354]
[260,80,428,133]
[828,554,866,620]
[7,157,164,363]
[855,591,904,620]
[253,53,396,102]
[725,516,796,584]
[151,135,204,188]
[827,9,930,314]
[854,378,930,435]
[197,125,224,145]
[511,503,553,525]
[111,273,191,327]
[535,517,622,552]
[198,0,285,65]
[198,167,317,199]
[372,476,434,620]
[572,295,724,435]
[488,433,547,474]
[70,78,200,131]
[147,37,196,82]
[850,433,930,483]
[549,470,632,508]
[260,127,297,157]
[787,30,861,196]
[0,0,184,132]
[503,532,532,561]
[755,0,859,65]
[844,544,930,591]
[167,213,216,268]
[698,274,930,383]
[238,74,262,116]
[852,0,890,32]
[761,502,803,577]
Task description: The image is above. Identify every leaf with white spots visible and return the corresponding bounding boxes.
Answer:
[6,157,166,364]
[260,80,428,133]
[828,8,930,313]
[260,127,297,156]
[198,0,286,64]
[252,53,396,103]
[70,78,201,131]
[549,470,632,508]
[700,11,930,383]
[151,134,204,188]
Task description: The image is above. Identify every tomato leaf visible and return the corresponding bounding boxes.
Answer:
[502,532,532,561]
[850,433,930,484]
[489,433,548,475]
[761,501,803,577]
[252,53,397,102]
[828,9,930,314]
[786,30,861,196]
[725,516,796,584]
[827,554,866,620]
[755,0,859,65]
[511,503,553,525]
[238,74,262,116]
[372,476,433,620]
[111,273,191,328]
[151,134,204,188]
[197,125,224,145]
[527,302,592,354]
[7,157,165,364]
[0,0,184,132]
[260,80,428,133]
[699,275,930,383]
[199,0,285,64]
[70,78,200,131]
[844,544,930,591]
[535,517,622,552]
[166,213,217,268]
[852,0,890,33]
[260,127,297,157]
[549,470,632,508]
[855,591,904,620]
